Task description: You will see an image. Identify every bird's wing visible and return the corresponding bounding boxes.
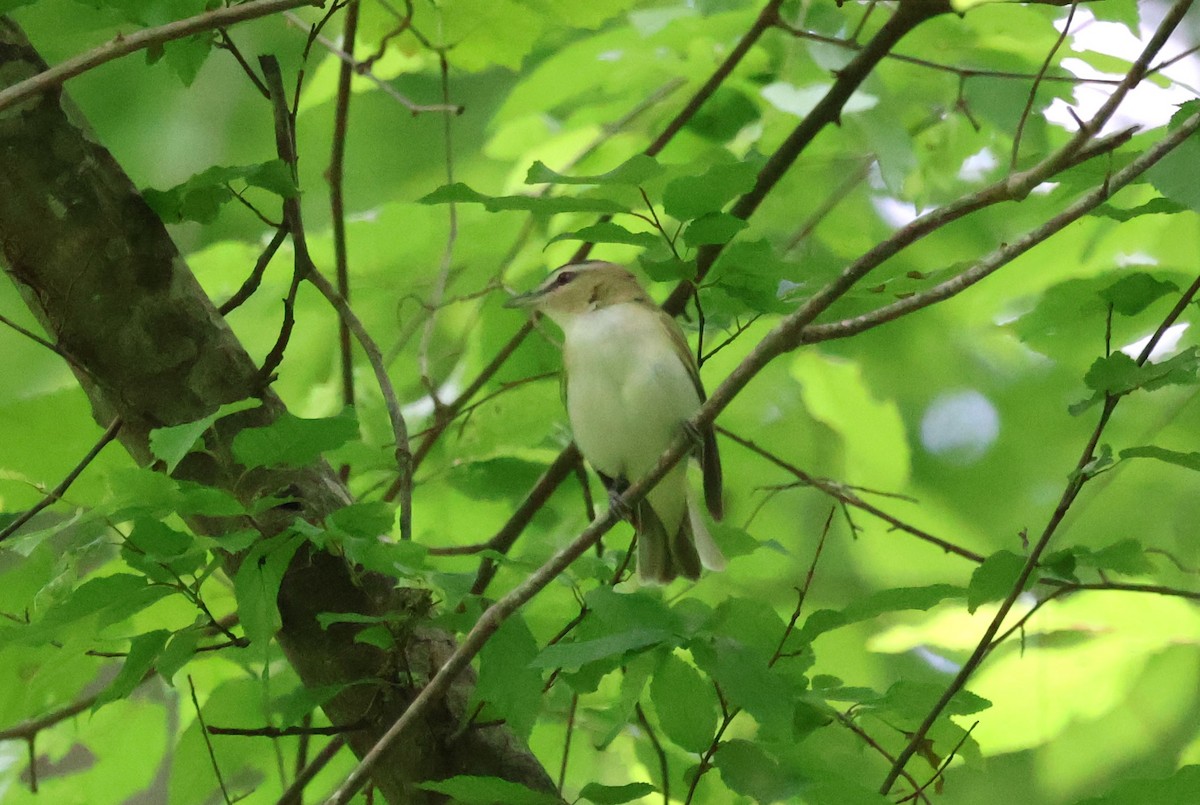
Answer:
[657,309,724,521]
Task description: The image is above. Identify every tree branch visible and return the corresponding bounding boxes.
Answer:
[0,0,320,114]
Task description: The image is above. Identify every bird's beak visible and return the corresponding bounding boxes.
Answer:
[503,289,545,309]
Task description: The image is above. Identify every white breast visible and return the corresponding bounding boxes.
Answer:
[561,303,701,486]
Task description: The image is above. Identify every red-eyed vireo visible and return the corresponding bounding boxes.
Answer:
[505,260,726,582]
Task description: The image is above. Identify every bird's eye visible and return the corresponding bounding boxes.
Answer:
[554,270,576,286]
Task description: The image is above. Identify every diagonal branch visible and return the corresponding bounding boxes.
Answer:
[0,0,320,114]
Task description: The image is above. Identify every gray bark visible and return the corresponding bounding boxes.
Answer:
[0,18,554,803]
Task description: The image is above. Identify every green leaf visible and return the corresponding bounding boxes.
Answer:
[417,775,560,805]
[547,222,662,250]
[579,781,657,804]
[353,624,395,649]
[142,161,299,224]
[233,531,304,646]
[420,182,628,214]
[473,614,543,741]
[686,86,761,142]
[713,739,805,804]
[640,254,694,282]
[148,399,259,473]
[531,628,672,670]
[1088,538,1154,576]
[1121,444,1200,473]
[682,212,748,247]
[870,680,991,721]
[662,162,757,221]
[1077,348,1200,412]
[93,630,171,710]
[156,628,202,686]
[1100,273,1179,316]
[232,408,359,469]
[705,239,792,314]
[127,518,193,560]
[1147,103,1200,212]
[650,651,718,753]
[799,584,963,642]
[967,551,1028,613]
[327,502,395,538]
[525,154,662,185]
[161,34,212,87]
[698,639,793,738]
[1092,198,1187,222]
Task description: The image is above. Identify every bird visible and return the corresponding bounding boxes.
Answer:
[505,260,725,582]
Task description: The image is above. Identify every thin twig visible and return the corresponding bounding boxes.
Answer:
[557,693,577,793]
[260,56,414,541]
[418,51,460,403]
[0,0,317,113]
[1011,1,1078,170]
[635,702,670,805]
[717,426,984,562]
[329,0,361,415]
[207,722,366,737]
[281,12,462,114]
[0,312,89,375]
[833,712,931,805]
[277,735,347,805]
[219,225,291,315]
[879,88,1200,791]
[0,417,122,544]
[188,675,234,805]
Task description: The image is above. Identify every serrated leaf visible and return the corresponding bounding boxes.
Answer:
[420,182,628,214]
[967,551,1028,613]
[1100,274,1178,316]
[870,680,991,721]
[418,775,559,805]
[650,652,717,753]
[143,161,299,224]
[148,399,259,473]
[233,531,304,646]
[472,614,543,741]
[640,254,694,282]
[93,630,171,710]
[1080,348,1200,410]
[799,584,963,642]
[682,212,748,247]
[663,162,757,221]
[525,154,661,185]
[713,740,805,804]
[579,781,657,804]
[1088,539,1154,576]
[232,408,359,469]
[162,34,212,87]
[531,628,672,669]
[547,222,662,250]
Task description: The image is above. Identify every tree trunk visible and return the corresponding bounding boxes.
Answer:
[0,18,554,803]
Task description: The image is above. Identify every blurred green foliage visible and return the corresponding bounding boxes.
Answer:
[2,1,1200,803]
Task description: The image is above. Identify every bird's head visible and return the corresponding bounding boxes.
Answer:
[504,261,652,324]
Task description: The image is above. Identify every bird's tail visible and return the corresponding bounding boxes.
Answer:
[635,495,725,583]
